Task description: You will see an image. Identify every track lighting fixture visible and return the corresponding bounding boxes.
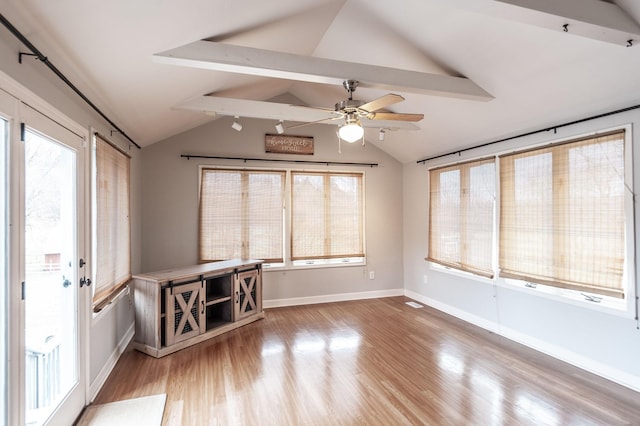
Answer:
[275,120,284,134]
[378,129,386,141]
[231,116,242,131]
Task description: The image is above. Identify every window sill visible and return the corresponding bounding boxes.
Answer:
[428,262,633,319]
[429,262,494,284]
[91,285,131,323]
[497,278,632,319]
[264,259,366,272]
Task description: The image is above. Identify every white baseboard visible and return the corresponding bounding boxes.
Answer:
[404,289,640,393]
[88,322,135,402]
[264,288,404,309]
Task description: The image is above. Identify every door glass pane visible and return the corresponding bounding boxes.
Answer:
[24,129,77,425]
[0,117,7,426]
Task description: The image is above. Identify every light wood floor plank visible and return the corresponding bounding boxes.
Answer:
[91,297,640,425]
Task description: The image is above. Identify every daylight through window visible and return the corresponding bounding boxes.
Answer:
[93,134,131,311]
[427,158,496,278]
[499,130,626,298]
[199,168,365,267]
[199,168,285,263]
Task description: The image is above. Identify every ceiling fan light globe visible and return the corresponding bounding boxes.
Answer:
[339,123,364,143]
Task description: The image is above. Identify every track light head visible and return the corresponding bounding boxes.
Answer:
[231,116,242,132]
[275,120,284,134]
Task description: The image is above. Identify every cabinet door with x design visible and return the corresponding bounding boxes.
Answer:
[165,281,205,345]
[234,268,262,321]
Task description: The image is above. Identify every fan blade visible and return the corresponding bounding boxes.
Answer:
[360,119,420,130]
[369,112,424,122]
[292,104,337,113]
[359,94,404,113]
[286,116,342,130]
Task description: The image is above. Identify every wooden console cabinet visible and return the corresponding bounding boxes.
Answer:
[132,259,263,358]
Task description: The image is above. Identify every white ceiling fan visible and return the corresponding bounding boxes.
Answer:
[288,79,423,142]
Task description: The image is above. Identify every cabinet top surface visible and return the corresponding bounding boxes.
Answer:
[133,259,262,284]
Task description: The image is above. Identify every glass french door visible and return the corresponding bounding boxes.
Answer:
[1,111,9,426]
[21,111,86,425]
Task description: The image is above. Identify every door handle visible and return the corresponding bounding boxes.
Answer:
[62,276,72,288]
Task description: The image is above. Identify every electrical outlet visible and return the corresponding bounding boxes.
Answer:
[423,275,428,284]
[369,271,375,280]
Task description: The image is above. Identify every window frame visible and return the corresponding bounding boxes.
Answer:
[197,165,366,270]
[198,166,286,264]
[427,125,635,316]
[427,157,496,279]
[498,129,627,298]
[290,170,365,262]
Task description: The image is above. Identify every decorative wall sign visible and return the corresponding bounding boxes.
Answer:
[265,134,314,155]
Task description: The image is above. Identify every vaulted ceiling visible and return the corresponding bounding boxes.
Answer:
[3,0,640,163]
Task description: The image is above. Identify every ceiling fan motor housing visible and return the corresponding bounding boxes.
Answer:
[343,79,359,95]
[335,99,365,114]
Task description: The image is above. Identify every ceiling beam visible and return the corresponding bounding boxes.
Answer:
[153,40,493,101]
[175,95,335,122]
[174,95,420,130]
[462,0,640,46]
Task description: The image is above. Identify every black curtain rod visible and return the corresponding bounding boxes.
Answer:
[0,13,141,149]
[181,154,378,167]
[417,102,640,164]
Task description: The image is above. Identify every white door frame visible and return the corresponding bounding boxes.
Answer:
[1,72,90,426]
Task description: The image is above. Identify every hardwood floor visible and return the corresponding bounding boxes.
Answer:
[92,297,640,425]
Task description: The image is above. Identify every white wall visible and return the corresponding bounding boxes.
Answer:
[0,13,139,400]
[403,108,640,391]
[140,115,405,302]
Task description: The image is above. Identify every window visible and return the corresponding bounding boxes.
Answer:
[93,134,131,312]
[199,168,285,263]
[198,168,365,267]
[427,158,495,278]
[291,171,364,262]
[499,130,626,298]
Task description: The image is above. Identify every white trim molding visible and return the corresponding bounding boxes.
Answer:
[264,288,404,309]
[404,289,640,393]
[88,323,135,402]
